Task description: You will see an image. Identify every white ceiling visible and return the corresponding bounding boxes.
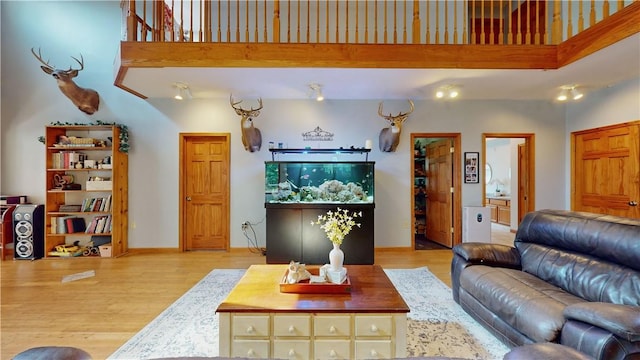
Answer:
[122,33,640,101]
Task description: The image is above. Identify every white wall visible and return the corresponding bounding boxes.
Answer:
[1,1,579,251]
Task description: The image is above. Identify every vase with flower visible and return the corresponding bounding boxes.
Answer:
[311,208,362,283]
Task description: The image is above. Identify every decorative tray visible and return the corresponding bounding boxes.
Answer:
[279,269,351,294]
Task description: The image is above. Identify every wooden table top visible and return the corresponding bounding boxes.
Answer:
[216,264,410,313]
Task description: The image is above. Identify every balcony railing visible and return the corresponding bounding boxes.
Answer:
[122,0,635,45]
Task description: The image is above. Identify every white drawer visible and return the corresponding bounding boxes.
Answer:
[274,314,311,337]
[355,315,392,337]
[355,340,392,359]
[273,339,311,359]
[314,339,351,360]
[231,339,270,358]
[232,314,270,337]
[314,315,351,337]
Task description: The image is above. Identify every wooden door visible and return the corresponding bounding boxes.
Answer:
[573,122,640,218]
[425,139,453,247]
[180,134,230,250]
[517,143,529,224]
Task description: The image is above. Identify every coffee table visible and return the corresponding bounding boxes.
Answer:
[216,264,410,359]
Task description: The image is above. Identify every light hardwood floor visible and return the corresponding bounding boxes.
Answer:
[1,248,454,359]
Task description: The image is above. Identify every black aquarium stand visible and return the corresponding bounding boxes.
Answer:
[265,203,375,265]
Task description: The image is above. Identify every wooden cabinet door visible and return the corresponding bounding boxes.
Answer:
[573,122,640,218]
[182,134,230,250]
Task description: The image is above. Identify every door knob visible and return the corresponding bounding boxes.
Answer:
[186,196,192,201]
[629,201,638,206]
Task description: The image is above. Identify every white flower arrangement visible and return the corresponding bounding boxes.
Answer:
[311,207,362,245]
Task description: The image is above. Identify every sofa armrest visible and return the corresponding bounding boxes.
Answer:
[564,302,640,342]
[452,243,521,269]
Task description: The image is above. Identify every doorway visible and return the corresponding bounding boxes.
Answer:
[411,133,462,250]
[482,133,535,230]
[179,133,231,251]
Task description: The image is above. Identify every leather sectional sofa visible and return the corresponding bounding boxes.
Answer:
[451,209,640,360]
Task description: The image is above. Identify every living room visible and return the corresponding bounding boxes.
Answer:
[1,1,639,359]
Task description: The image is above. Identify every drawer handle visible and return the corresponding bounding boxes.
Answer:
[288,349,296,357]
[370,349,378,357]
[246,325,255,334]
[329,349,337,358]
[288,325,295,333]
[370,324,378,333]
[329,325,337,334]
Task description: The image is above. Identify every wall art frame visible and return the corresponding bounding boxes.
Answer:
[464,152,480,183]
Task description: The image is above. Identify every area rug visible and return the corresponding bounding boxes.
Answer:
[108,267,510,360]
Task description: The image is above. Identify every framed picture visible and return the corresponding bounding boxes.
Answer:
[464,152,479,183]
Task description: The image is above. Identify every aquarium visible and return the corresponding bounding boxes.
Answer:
[265,161,375,203]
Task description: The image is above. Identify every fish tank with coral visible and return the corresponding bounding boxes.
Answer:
[265,161,375,204]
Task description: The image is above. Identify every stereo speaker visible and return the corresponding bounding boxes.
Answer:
[13,204,45,260]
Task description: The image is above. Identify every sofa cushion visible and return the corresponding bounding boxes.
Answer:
[460,265,584,342]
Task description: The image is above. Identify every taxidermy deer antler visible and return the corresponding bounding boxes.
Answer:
[230,95,263,152]
[31,47,100,115]
[378,100,414,152]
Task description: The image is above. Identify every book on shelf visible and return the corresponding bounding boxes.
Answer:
[59,204,82,212]
[53,216,85,234]
[51,151,88,169]
[86,215,111,234]
[81,196,112,212]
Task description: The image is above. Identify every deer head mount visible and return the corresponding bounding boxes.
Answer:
[230,95,263,152]
[378,100,414,152]
[31,47,100,115]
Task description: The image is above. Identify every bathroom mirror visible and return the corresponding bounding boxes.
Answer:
[485,163,493,184]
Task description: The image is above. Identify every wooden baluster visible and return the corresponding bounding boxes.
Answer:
[307,0,312,42]
[516,0,521,44]
[199,0,203,42]
[453,0,459,44]
[462,0,467,44]
[552,0,562,44]
[412,0,420,44]
[155,0,162,42]
[603,0,610,18]
[365,0,369,44]
[325,1,330,42]
[125,0,137,41]
[273,0,280,43]
[544,0,549,44]
[316,0,320,43]
[507,0,512,44]
[142,0,148,41]
[346,0,350,43]
[470,0,475,44]
[246,0,250,41]
[479,0,483,45]
[566,0,573,38]
[226,0,231,42]
[590,0,596,27]
[526,0,531,44]
[384,0,388,44]
[533,0,540,45]
[426,0,430,44]
[255,0,259,42]
[263,0,267,42]
[393,0,398,44]
[296,0,301,43]
[218,0,222,42]
[403,0,408,44]
[489,0,495,45]
[189,0,193,42]
[287,0,291,43]
[578,0,584,33]
[444,0,449,44]
[435,0,440,44]
[205,0,212,42]
[333,1,337,43]
[355,0,359,43]
[374,0,379,43]
[498,0,503,45]
[617,0,624,11]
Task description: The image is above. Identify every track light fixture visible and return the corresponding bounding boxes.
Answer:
[435,85,460,100]
[557,85,583,102]
[309,83,324,101]
[173,82,192,100]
